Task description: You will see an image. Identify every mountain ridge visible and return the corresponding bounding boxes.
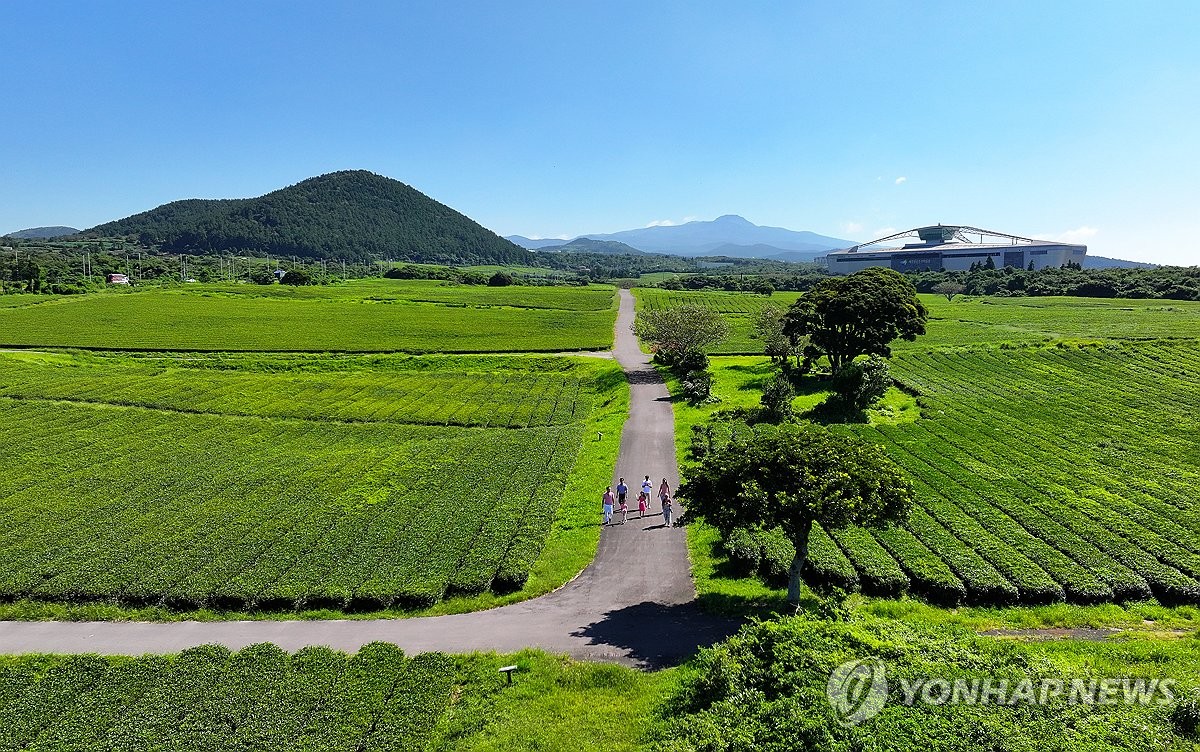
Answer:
[80,171,530,264]
[3,226,80,239]
[507,215,853,258]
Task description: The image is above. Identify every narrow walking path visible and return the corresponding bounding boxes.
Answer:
[0,290,740,667]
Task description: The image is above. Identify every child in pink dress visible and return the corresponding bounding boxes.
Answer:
[616,495,629,524]
[637,491,648,518]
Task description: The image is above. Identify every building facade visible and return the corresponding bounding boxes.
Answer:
[820,225,1086,274]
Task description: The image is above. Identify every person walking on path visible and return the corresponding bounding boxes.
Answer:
[637,490,648,518]
[616,478,628,508]
[616,494,629,524]
[602,486,615,526]
[641,476,654,507]
[662,494,673,527]
[658,478,671,509]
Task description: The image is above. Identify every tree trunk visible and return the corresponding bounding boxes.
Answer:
[787,519,814,610]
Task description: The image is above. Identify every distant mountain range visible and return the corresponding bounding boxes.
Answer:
[506,215,852,260]
[504,235,571,250]
[3,226,80,239]
[77,171,529,264]
[505,219,1163,268]
[1084,255,1157,270]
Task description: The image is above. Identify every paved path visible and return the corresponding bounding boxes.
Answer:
[0,290,740,667]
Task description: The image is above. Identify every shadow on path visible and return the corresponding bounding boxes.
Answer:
[571,601,742,669]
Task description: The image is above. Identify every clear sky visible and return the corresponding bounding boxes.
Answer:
[3,1,1198,264]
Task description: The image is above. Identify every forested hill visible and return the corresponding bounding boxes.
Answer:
[81,171,531,264]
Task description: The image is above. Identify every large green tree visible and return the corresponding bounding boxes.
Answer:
[632,303,729,363]
[784,267,927,373]
[679,423,912,606]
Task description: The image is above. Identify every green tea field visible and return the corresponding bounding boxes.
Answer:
[823,340,1200,605]
[0,351,625,611]
[0,643,469,750]
[652,288,1200,607]
[635,287,1200,353]
[0,280,617,352]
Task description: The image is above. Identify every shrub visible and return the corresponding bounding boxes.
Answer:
[1172,688,1200,738]
[681,369,713,404]
[757,526,795,586]
[673,349,709,375]
[832,354,891,410]
[760,372,795,423]
[281,269,312,286]
[722,528,762,576]
[487,271,514,287]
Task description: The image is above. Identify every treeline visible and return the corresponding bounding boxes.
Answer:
[79,171,532,265]
[383,264,590,287]
[0,240,380,294]
[542,252,821,283]
[654,269,829,293]
[911,264,1200,300]
[0,240,591,295]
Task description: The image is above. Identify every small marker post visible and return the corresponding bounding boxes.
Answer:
[499,665,518,684]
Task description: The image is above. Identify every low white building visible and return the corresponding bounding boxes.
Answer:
[820,225,1086,274]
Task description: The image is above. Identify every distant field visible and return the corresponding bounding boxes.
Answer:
[0,352,623,610]
[0,351,592,428]
[0,280,617,352]
[634,288,1200,353]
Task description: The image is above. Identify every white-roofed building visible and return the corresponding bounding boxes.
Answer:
[820,225,1086,274]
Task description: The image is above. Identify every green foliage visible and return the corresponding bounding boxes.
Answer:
[1172,688,1200,738]
[636,289,1200,354]
[0,280,617,352]
[487,271,514,287]
[633,302,730,362]
[830,354,892,410]
[0,643,475,749]
[910,264,1200,301]
[722,528,762,576]
[280,268,311,285]
[759,372,795,422]
[0,352,622,610]
[655,616,1195,751]
[846,341,1200,606]
[753,303,807,368]
[722,526,797,585]
[681,368,714,404]
[932,279,964,301]
[785,267,928,372]
[679,422,913,603]
[81,170,532,265]
[680,423,913,540]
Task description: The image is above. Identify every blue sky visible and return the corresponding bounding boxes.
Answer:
[2,1,1197,264]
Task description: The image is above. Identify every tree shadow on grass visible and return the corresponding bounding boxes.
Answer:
[802,395,869,425]
[570,601,743,669]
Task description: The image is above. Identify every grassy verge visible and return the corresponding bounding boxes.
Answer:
[433,651,673,751]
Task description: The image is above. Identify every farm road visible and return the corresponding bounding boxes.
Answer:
[0,290,741,668]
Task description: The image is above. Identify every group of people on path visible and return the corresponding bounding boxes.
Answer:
[602,475,673,527]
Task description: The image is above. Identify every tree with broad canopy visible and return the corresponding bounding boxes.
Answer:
[678,423,913,607]
[784,267,927,373]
